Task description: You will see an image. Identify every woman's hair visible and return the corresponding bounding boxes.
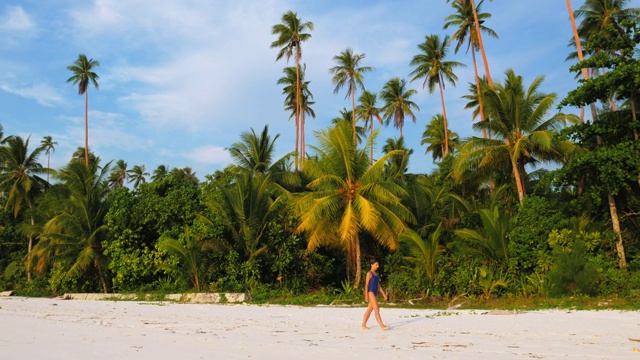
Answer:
[369,258,378,266]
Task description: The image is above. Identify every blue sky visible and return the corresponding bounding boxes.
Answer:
[1,0,635,179]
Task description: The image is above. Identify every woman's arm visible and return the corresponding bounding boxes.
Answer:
[364,272,371,301]
[379,285,387,301]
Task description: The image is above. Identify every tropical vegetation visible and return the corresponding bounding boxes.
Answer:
[1,3,639,309]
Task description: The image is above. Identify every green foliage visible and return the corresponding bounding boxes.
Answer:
[474,266,508,300]
[508,196,566,274]
[548,239,598,297]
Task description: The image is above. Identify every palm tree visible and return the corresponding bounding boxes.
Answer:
[158,227,206,291]
[127,165,149,189]
[575,0,640,39]
[400,224,446,280]
[356,90,384,164]
[108,160,128,188]
[277,65,315,164]
[444,0,498,130]
[410,34,465,157]
[381,137,413,183]
[202,171,283,287]
[453,69,578,205]
[380,77,420,138]
[0,136,48,281]
[421,114,460,162]
[329,48,374,141]
[271,11,314,171]
[32,159,111,292]
[66,54,100,167]
[294,121,414,288]
[446,0,495,87]
[454,206,510,261]
[151,164,169,181]
[229,126,279,174]
[39,136,58,183]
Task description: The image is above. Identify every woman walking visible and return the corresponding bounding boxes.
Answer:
[361,258,389,330]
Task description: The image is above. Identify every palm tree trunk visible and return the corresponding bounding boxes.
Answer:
[370,120,374,165]
[471,0,493,88]
[608,193,627,267]
[351,85,357,143]
[95,258,108,294]
[27,214,35,282]
[354,234,362,289]
[438,80,450,157]
[507,140,525,205]
[295,59,301,171]
[84,89,89,167]
[471,47,487,139]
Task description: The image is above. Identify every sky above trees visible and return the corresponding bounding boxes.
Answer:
[0,0,629,177]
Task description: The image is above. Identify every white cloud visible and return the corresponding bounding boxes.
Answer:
[0,6,34,31]
[181,145,230,166]
[0,83,65,106]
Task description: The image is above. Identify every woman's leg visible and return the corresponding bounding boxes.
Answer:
[369,294,388,329]
[362,295,374,329]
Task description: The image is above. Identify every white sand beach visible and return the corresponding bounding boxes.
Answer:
[1,296,639,359]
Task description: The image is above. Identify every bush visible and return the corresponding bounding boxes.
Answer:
[548,239,598,297]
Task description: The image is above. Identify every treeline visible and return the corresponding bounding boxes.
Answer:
[0,6,639,302]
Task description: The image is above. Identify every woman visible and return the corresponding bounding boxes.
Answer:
[361,258,389,330]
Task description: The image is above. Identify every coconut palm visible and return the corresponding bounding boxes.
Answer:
[454,206,510,261]
[39,136,58,183]
[410,34,465,157]
[271,11,314,171]
[453,69,578,205]
[108,160,128,188]
[158,226,207,291]
[576,0,640,39]
[152,164,169,181]
[329,48,374,141]
[294,121,414,288]
[444,0,497,129]
[127,165,149,189]
[380,77,420,138]
[421,114,460,162]
[357,91,384,164]
[278,65,315,164]
[400,223,446,280]
[66,54,100,167]
[332,108,366,144]
[32,159,112,292]
[446,0,495,87]
[381,137,413,183]
[0,135,48,281]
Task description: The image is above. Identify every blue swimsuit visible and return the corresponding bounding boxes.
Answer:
[368,271,379,295]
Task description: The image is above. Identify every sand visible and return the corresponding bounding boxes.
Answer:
[0,296,638,359]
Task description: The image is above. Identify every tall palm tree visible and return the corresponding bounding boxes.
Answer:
[380,77,420,138]
[39,136,58,183]
[66,54,100,167]
[0,136,48,281]
[446,0,495,87]
[108,159,128,188]
[295,121,414,288]
[271,11,314,171]
[127,165,149,189]
[277,65,315,164]
[453,69,578,205]
[356,90,384,164]
[421,114,460,162]
[410,34,465,157]
[444,0,498,130]
[329,48,374,141]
